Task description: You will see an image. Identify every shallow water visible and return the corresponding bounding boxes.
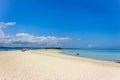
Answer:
[1,48,120,61]
[62,49,120,61]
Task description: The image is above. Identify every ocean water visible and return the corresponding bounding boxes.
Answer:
[0,47,42,51]
[62,49,120,61]
[0,48,19,51]
[1,47,120,61]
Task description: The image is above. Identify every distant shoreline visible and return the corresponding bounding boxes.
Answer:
[60,49,120,64]
[0,48,120,63]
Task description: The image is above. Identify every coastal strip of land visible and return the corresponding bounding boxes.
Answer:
[0,49,120,80]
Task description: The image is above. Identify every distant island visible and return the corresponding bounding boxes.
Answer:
[0,46,62,50]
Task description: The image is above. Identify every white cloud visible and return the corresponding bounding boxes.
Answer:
[16,33,31,37]
[0,22,16,38]
[88,44,94,48]
[0,33,70,47]
[0,30,4,38]
[0,22,70,47]
[77,38,81,41]
[0,22,16,28]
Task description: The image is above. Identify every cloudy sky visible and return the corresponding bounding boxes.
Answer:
[0,22,69,47]
[0,0,120,48]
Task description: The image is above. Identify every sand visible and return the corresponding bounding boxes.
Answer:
[0,49,120,80]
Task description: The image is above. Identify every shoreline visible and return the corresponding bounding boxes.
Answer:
[30,49,120,67]
[1,49,120,63]
[61,49,120,64]
[0,49,120,63]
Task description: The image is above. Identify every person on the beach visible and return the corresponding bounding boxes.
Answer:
[20,48,26,52]
[77,53,79,56]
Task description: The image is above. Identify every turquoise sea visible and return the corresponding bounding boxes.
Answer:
[0,47,120,61]
[62,49,120,61]
[0,47,18,51]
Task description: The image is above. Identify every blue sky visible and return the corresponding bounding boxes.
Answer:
[0,0,120,48]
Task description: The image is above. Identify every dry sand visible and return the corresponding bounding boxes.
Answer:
[0,49,120,80]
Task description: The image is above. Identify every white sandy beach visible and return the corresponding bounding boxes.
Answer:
[0,49,120,80]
